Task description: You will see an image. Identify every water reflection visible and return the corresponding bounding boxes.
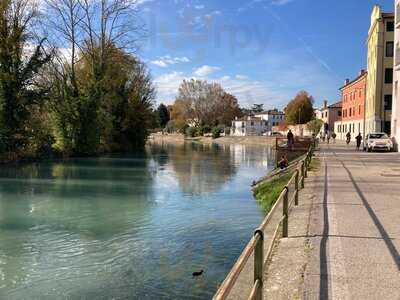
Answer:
[0,142,275,299]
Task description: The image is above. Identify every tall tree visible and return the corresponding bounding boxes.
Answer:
[157,103,170,128]
[285,91,314,125]
[172,79,241,127]
[44,0,148,155]
[0,0,52,152]
[251,103,264,113]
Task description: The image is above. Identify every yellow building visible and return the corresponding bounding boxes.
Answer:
[365,5,394,134]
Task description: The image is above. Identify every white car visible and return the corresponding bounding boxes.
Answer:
[364,133,393,152]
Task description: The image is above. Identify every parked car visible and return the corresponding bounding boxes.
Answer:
[364,133,393,152]
[270,132,283,137]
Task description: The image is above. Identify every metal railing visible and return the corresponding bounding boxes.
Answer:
[213,143,315,300]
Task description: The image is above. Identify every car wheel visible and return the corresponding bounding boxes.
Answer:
[367,147,371,152]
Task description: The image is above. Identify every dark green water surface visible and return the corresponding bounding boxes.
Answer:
[0,141,275,299]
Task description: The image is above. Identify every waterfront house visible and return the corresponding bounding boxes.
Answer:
[334,70,367,140]
[392,0,400,150]
[315,100,342,134]
[254,109,285,134]
[231,116,268,136]
[365,5,394,135]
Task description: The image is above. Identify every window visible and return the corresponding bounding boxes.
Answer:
[359,90,362,97]
[384,121,391,135]
[386,41,394,57]
[338,110,342,117]
[384,94,393,110]
[359,105,361,115]
[387,21,394,32]
[242,122,245,128]
[251,121,254,126]
[385,68,393,84]
[349,108,352,117]
[397,5,400,24]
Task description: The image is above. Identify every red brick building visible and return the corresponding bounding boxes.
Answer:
[335,70,367,139]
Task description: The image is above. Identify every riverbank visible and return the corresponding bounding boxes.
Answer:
[149,133,277,146]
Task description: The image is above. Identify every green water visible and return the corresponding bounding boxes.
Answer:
[0,141,275,299]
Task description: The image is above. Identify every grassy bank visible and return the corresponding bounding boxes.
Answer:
[253,171,294,212]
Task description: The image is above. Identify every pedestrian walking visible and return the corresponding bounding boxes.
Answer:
[355,133,362,151]
[346,132,351,145]
[332,132,337,143]
[321,132,326,142]
[287,130,294,151]
[327,131,331,144]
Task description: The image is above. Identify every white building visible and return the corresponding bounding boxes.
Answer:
[392,0,400,149]
[231,116,268,136]
[254,109,285,133]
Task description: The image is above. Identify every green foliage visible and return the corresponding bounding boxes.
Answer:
[307,119,324,135]
[251,104,264,113]
[212,127,222,139]
[185,126,197,137]
[253,172,294,212]
[0,1,52,153]
[285,91,314,125]
[157,103,170,128]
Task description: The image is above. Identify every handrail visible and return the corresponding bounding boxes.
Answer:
[213,142,315,300]
[213,234,261,300]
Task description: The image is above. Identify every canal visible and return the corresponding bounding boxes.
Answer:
[0,141,275,299]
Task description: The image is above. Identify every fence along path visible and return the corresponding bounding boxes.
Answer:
[213,145,315,300]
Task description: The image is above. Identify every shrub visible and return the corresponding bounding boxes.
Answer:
[212,127,221,139]
[186,126,197,137]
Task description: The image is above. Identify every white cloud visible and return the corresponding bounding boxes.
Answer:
[150,55,190,68]
[193,65,221,76]
[270,0,294,5]
[153,70,287,108]
[194,5,205,9]
[235,75,248,80]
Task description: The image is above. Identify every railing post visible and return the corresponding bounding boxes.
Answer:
[295,169,299,206]
[301,161,305,189]
[304,156,308,178]
[254,229,264,300]
[282,187,289,238]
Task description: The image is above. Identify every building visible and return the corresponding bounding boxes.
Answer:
[334,70,367,140]
[391,0,400,149]
[254,109,285,133]
[316,100,342,133]
[365,5,394,135]
[231,116,268,136]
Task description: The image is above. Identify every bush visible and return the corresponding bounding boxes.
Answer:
[212,127,221,139]
[200,125,211,135]
[186,126,197,137]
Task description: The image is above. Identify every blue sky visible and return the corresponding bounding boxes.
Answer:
[137,0,394,109]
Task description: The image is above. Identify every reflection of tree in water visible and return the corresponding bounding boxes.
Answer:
[151,141,238,195]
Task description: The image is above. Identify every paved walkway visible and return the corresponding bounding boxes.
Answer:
[303,142,400,299]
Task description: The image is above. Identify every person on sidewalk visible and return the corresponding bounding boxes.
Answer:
[327,131,331,144]
[355,133,362,151]
[287,130,294,151]
[346,132,351,145]
[331,132,337,143]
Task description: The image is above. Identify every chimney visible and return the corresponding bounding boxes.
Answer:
[323,100,328,109]
[344,79,350,85]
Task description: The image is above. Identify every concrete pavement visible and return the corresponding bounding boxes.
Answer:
[303,142,400,299]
